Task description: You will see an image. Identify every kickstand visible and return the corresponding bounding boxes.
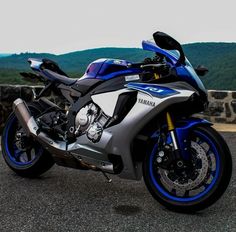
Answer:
[101,171,112,183]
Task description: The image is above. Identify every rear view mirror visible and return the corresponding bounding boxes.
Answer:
[194,65,209,76]
[153,31,185,65]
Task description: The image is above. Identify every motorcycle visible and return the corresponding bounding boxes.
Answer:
[1,31,232,212]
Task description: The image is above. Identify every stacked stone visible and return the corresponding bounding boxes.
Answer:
[196,90,236,123]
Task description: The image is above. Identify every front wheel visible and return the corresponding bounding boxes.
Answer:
[143,125,232,212]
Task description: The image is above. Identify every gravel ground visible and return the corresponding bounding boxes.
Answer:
[0,132,235,232]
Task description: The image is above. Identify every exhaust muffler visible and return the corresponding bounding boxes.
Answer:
[13,98,67,151]
[13,98,39,137]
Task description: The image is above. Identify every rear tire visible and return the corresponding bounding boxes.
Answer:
[143,125,232,212]
[1,103,55,178]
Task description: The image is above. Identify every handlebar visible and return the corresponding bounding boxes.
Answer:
[127,62,145,68]
[140,63,168,69]
[128,62,170,73]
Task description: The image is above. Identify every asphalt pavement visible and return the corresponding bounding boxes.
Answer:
[0,132,235,232]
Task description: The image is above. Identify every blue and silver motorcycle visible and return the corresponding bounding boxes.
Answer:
[1,31,232,212]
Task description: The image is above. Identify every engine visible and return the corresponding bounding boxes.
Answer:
[75,103,109,142]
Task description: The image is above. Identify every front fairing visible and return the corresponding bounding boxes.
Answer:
[175,62,207,95]
[142,40,207,96]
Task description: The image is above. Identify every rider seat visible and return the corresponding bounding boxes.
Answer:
[42,69,77,86]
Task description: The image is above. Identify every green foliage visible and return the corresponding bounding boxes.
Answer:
[183,43,236,90]
[0,43,236,90]
[0,69,32,85]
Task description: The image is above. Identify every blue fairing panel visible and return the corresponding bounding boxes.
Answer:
[80,59,107,80]
[126,82,179,98]
[81,58,142,80]
[142,40,179,65]
[175,118,212,160]
[175,64,207,94]
[96,59,141,80]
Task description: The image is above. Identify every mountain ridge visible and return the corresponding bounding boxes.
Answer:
[0,43,236,90]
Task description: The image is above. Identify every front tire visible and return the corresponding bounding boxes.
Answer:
[1,104,55,178]
[143,125,232,212]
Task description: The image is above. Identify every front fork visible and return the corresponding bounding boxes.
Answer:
[165,112,212,163]
[166,112,184,167]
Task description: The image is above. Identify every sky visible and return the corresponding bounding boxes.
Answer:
[0,0,236,54]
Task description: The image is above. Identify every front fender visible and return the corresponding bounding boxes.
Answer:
[175,118,213,160]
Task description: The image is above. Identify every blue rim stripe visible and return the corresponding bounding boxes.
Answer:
[3,115,41,166]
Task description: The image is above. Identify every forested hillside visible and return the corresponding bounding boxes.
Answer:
[0,43,236,90]
[183,43,236,90]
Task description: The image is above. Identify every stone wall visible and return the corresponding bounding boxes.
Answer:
[0,85,236,133]
[195,90,236,123]
[0,85,61,133]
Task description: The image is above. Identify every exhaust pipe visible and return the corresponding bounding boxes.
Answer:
[13,98,39,137]
[13,98,67,151]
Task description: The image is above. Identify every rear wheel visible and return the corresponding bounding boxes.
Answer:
[143,125,232,212]
[1,104,55,177]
